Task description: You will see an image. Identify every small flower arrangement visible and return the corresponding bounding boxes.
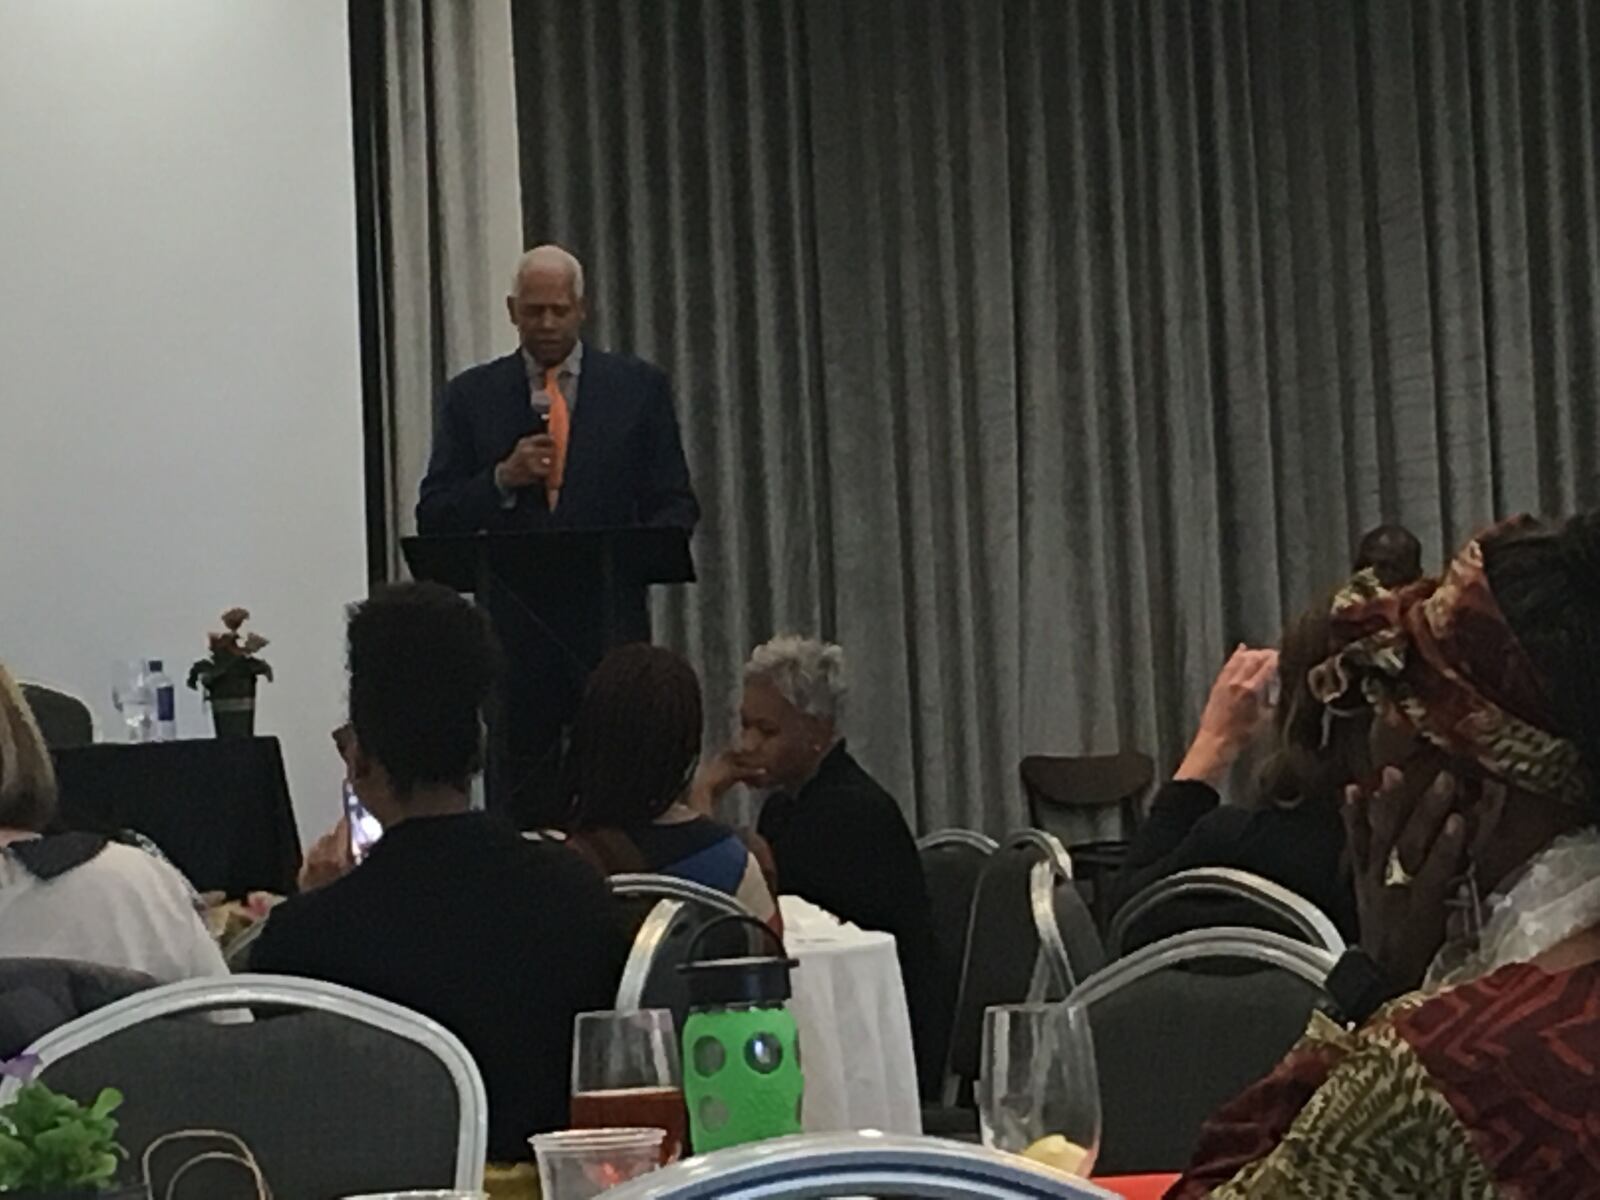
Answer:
[186,608,273,695]
[0,1055,126,1194]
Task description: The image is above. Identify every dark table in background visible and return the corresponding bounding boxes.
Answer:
[51,737,302,897]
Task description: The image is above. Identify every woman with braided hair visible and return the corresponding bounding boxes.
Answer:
[1172,511,1600,1197]
[562,644,777,927]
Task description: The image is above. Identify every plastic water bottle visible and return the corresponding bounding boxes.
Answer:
[146,660,177,742]
[120,667,156,743]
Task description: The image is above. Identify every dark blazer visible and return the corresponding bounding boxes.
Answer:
[757,745,942,1089]
[415,347,700,535]
[1107,780,1358,942]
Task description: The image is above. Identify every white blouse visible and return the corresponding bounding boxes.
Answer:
[0,838,227,983]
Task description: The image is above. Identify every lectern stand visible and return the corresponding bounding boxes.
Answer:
[402,529,694,820]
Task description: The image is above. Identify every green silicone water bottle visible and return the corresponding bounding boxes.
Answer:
[678,914,804,1154]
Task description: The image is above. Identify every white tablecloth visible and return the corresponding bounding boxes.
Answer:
[782,895,923,1136]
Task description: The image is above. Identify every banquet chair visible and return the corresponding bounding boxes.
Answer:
[1107,867,1346,958]
[0,957,155,1060]
[916,828,1001,854]
[607,872,753,936]
[1075,928,1336,1174]
[1020,752,1153,845]
[20,681,95,748]
[602,1131,1118,1198]
[611,875,757,1032]
[936,834,1076,1113]
[1020,752,1153,926]
[5,975,487,1200]
[1038,862,1106,992]
[915,829,998,1099]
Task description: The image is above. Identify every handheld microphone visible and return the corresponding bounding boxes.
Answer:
[528,396,551,437]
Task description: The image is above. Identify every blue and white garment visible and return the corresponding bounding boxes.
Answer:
[576,815,776,923]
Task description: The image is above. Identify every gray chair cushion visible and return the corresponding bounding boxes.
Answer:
[40,1009,462,1199]
[1090,966,1321,1174]
[918,842,989,1091]
[946,848,1050,1088]
[1054,883,1106,985]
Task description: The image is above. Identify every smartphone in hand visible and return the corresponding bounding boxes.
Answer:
[343,782,383,861]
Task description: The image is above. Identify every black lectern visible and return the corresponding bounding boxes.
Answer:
[401,528,694,820]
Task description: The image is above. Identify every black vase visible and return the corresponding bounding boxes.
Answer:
[207,675,258,739]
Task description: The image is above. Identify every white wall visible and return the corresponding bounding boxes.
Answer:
[0,1,366,847]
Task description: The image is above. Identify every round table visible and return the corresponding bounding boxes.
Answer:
[781,896,923,1136]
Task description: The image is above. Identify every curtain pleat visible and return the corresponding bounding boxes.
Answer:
[370,0,521,576]
[500,0,1600,835]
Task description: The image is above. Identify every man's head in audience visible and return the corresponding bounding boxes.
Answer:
[341,582,500,829]
[1354,523,1424,589]
[0,662,58,833]
[507,244,587,369]
[738,636,847,794]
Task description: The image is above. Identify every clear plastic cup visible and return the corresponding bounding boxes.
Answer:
[529,1128,665,1200]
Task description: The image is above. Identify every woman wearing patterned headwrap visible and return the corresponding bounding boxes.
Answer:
[1171,512,1600,1198]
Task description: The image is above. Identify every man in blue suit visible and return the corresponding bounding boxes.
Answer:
[417,244,698,536]
[416,244,699,824]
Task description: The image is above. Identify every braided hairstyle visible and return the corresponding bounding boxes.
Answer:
[1482,510,1600,814]
[565,643,703,829]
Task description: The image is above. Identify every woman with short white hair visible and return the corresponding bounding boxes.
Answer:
[700,635,943,1093]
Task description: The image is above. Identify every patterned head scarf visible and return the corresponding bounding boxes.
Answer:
[1309,516,1591,805]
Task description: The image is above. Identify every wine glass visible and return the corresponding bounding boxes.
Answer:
[569,1009,685,1163]
[977,1001,1102,1177]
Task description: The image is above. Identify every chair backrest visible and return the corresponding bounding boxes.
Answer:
[0,957,156,1060]
[20,682,95,748]
[601,1131,1118,1199]
[610,875,759,1033]
[1035,864,1106,991]
[6,975,488,1199]
[915,832,998,1102]
[608,872,754,919]
[1107,867,1346,957]
[915,828,1000,854]
[1020,752,1153,846]
[1074,928,1335,1174]
[1007,828,1075,879]
[942,835,1076,1098]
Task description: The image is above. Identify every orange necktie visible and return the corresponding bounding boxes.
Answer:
[544,367,570,508]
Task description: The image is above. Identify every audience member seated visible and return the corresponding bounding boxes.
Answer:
[250,583,628,1163]
[701,636,940,1089]
[1172,512,1600,1196]
[563,644,778,926]
[1354,521,1424,588]
[1108,609,1366,940]
[0,662,227,982]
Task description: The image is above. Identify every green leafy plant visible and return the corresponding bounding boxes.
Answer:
[0,1061,125,1193]
[187,607,274,694]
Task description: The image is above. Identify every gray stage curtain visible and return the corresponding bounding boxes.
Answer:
[508,0,1600,835]
[362,0,523,579]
